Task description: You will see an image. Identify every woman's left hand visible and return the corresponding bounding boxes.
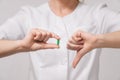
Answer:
[67,30,98,68]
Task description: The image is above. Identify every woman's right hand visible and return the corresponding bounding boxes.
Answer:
[20,28,60,51]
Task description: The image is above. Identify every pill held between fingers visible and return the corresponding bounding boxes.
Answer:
[57,39,60,45]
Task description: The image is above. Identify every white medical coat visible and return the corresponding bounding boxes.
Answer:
[0,2,120,80]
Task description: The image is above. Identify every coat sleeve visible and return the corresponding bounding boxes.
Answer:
[0,7,30,40]
[93,3,120,33]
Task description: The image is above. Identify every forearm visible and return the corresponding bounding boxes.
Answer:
[0,40,26,57]
[96,31,120,48]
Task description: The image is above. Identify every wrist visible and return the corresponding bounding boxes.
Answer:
[95,34,105,48]
[16,40,30,52]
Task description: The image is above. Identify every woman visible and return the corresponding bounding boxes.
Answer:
[0,0,120,80]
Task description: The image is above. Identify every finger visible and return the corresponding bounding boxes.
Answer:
[69,38,84,45]
[72,47,88,68]
[31,29,48,41]
[34,32,42,41]
[38,32,47,41]
[51,33,60,40]
[72,35,82,43]
[76,31,81,37]
[67,42,83,50]
[43,32,51,42]
[40,32,47,41]
[27,29,38,40]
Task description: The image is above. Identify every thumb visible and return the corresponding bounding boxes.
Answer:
[72,47,90,68]
[40,43,59,49]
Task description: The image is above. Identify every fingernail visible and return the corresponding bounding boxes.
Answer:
[57,46,60,48]
[72,65,76,69]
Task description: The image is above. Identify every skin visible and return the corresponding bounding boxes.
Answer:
[0,0,79,57]
[67,30,120,68]
[0,0,120,69]
[0,28,60,57]
[49,0,79,17]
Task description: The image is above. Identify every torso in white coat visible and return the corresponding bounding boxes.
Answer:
[1,2,120,80]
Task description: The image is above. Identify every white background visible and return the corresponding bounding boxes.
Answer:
[0,0,120,80]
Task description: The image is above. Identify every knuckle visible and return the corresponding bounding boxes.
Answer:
[67,42,70,46]
[67,45,69,49]
[67,43,70,49]
[69,39,72,43]
[49,33,52,37]
[77,32,80,36]
[42,32,47,36]
[47,32,51,37]
[72,36,75,40]
[37,32,42,36]
[72,36,77,42]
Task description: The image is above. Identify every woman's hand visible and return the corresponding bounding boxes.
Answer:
[67,30,98,68]
[20,28,60,51]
